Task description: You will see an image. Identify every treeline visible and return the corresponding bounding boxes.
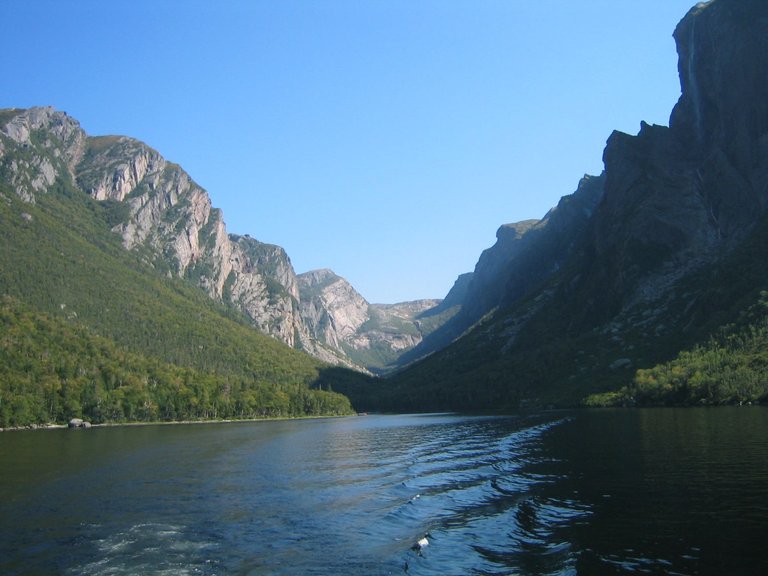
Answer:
[585,292,768,407]
[0,296,353,427]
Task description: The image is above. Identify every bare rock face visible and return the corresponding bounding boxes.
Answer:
[671,0,768,175]
[0,109,304,347]
[0,107,86,203]
[227,235,303,347]
[75,134,315,347]
[404,173,605,365]
[298,269,370,349]
[585,0,768,321]
[297,269,446,374]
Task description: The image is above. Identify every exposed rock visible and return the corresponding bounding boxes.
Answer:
[298,269,448,373]
[609,358,632,370]
[0,107,86,203]
[385,0,768,411]
[299,269,370,349]
[581,0,768,325]
[74,132,308,346]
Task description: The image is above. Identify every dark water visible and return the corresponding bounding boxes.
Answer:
[1,409,767,575]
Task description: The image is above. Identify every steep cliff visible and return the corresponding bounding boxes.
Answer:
[0,107,86,203]
[0,109,309,347]
[365,0,768,411]
[398,173,604,367]
[580,0,768,326]
[75,134,309,346]
[297,269,449,374]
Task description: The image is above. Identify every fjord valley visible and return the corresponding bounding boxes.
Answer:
[2,0,768,430]
[3,1,768,575]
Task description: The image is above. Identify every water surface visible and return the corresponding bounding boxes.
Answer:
[1,408,766,575]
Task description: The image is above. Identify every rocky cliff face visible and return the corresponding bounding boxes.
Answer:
[381,0,768,411]
[0,107,86,203]
[298,269,446,374]
[76,133,308,346]
[452,0,767,337]
[583,0,768,324]
[1,109,305,347]
[399,173,605,366]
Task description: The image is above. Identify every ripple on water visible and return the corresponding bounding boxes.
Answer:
[395,416,587,576]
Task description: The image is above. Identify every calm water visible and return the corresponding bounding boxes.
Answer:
[1,409,767,575]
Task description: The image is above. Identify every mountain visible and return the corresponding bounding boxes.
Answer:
[298,268,455,374]
[76,128,309,347]
[0,108,362,427]
[341,0,768,412]
[398,173,605,367]
[0,106,458,378]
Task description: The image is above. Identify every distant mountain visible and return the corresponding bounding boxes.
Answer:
[398,173,605,367]
[342,0,768,412]
[298,268,455,374]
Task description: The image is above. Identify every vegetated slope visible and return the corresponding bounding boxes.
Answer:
[586,291,768,407]
[342,0,768,412]
[0,163,357,427]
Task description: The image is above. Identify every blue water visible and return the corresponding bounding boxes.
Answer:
[1,409,767,575]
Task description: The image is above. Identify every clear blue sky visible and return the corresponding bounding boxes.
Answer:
[1,0,697,303]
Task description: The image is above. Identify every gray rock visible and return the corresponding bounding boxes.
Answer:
[609,358,633,370]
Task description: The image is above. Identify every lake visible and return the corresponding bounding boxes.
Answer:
[1,408,767,575]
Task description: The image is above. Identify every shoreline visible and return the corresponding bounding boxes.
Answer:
[3,404,764,433]
[0,412,361,433]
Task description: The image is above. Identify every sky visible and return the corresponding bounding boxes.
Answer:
[1,0,699,303]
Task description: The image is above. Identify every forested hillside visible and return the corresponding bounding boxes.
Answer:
[0,162,358,427]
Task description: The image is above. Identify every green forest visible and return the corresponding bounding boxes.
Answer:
[585,292,768,407]
[0,296,353,427]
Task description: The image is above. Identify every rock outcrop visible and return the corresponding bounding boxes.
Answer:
[75,134,309,346]
[0,107,86,203]
[298,269,447,374]
[582,0,768,324]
